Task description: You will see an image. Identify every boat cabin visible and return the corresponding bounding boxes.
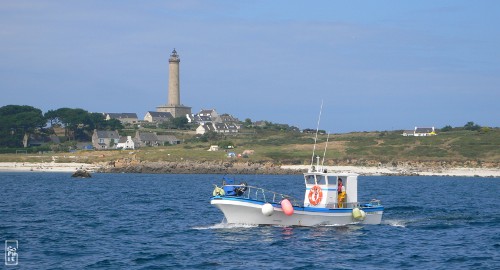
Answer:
[303,170,358,208]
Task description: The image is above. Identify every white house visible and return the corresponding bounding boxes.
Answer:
[116,136,136,149]
[199,109,219,119]
[196,122,240,135]
[196,123,216,135]
[403,127,437,136]
[208,145,219,151]
[187,109,221,125]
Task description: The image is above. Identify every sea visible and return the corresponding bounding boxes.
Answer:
[1,172,499,269]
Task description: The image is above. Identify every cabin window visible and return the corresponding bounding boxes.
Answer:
[305,175,315,185]
[316,175,326,185]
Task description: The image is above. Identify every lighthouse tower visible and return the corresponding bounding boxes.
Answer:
[168,49,180,106]
[157,49,191,118]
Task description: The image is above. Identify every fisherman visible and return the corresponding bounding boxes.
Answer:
[338,178,343,194]
[338,178,346,208]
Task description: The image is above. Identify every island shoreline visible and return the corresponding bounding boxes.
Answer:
[0,162,498,177]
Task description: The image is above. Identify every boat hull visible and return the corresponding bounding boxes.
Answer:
[211,197,383,226]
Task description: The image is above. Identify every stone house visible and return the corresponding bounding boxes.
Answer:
[92,130,121,150]
[156,135,181,145]
[104,113,139,125]
[143,111,173,123]
[219,113,239,123]
[135,131,160,147]
[135,131,181,146]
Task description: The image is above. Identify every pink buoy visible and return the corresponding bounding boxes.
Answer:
[281,199,294,216]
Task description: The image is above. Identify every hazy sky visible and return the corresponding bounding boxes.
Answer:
[1,0,499,133]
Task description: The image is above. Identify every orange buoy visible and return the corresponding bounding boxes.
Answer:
[281,199,294,216]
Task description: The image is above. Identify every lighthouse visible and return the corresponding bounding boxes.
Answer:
[157,49,192,118]
[168,49,180,106]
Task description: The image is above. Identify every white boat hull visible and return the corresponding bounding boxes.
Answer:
[211,198,383,226]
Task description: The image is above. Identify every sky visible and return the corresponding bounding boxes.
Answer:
[1,0,499,133]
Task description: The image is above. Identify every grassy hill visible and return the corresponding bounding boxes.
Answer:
[1,128,499,168]
[226,128,500,166]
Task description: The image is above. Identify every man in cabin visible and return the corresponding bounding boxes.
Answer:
[338,178,346,208]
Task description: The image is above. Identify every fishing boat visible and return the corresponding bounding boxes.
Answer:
[210,102,384,226]
[210,166,383,226]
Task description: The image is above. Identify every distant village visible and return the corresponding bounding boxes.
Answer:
[92,109,243,150]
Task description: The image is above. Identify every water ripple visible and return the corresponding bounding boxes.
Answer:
[1,173,499,269]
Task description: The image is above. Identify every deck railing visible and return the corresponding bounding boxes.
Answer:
[222,185,301,207]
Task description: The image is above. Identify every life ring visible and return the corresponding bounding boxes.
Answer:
[308,185,323,205]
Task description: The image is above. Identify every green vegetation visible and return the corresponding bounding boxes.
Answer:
[1,104,498,167]
[0,105,45,147]
[2,128,498,167]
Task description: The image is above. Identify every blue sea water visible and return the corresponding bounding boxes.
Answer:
[1,172,499,269]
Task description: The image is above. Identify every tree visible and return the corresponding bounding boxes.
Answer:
[244,118,252,128]
[45,109,124,141]
[103,118,124,131]
[440,125,453,132]
[44,108,92,140]
[88,113,107,130]
[88,113,123,131]
[218,140,234,149]
[464,121,481,131]
[0,105,45,147]
[171,116,188,129]
[198,131,222,142]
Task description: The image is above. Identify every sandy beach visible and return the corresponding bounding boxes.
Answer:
[0,162,99,173]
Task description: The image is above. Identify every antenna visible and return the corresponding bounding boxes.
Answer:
[321,132,330,168]
[310,100,323,171]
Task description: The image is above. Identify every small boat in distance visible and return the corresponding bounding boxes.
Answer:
[210,102,384,226]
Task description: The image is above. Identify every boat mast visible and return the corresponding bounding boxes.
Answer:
[310,100,323,172]
[321,132,330,169]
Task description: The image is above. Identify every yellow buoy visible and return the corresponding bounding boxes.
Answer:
[360,209,367,220]
[212,186,225,196]
[352,207,362,219]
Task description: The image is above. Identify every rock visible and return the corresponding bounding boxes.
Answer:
[71,169,92,178]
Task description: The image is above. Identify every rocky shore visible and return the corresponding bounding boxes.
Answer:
[100,159,500,177]
[100,160,300,175]
[1,160,499,177]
